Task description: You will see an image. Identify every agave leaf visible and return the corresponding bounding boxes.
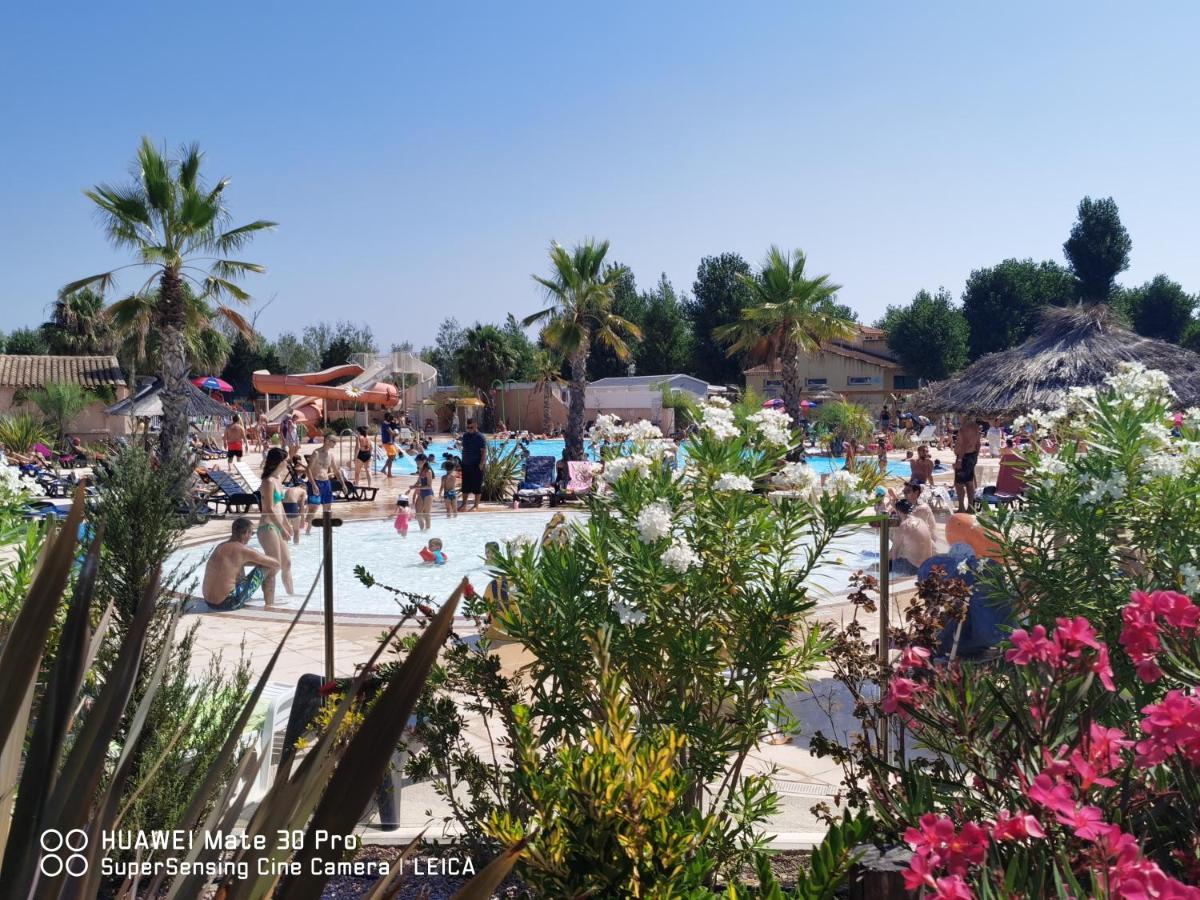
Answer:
[0,489,84,753]
[450,839,527,900]
[0,526,102,881]
[158,565,323,900]
[0,680,35,855]
[225,604,437,900]
[362,831,424,900]
[279,583,463,900]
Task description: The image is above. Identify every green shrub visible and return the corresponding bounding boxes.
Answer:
[481,440,524,502]
[0,411,50,454]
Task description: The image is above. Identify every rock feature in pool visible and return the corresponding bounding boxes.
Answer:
[170,512,882,616]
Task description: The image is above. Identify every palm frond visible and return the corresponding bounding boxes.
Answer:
[137,137,173,213]
[212,306,256,339]
[215,220,277,252]
[177,142,203,191]
[200,276,251,302]
[211,259,266,279]
[59,272,117,299]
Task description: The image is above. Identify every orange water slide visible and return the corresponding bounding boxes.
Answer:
[252,365,399,407]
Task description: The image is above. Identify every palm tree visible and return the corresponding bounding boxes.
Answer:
[28,382,94,442]
[62,138,275,460]
[531,350,565,434]
[109,287,245,382]
[715,246,855,427]
[524,241,641,460]
[42,289,113,355]
[453,323,520,430]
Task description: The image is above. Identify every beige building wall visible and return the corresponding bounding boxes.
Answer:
[0,386,133,441]
[747,352,913,412]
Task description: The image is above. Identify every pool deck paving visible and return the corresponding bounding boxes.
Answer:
[179,438,982,847]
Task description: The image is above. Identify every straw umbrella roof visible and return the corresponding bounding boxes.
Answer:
[909,304,1200,417]
[107,377,232,419]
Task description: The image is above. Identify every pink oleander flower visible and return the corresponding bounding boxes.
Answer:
[902,848,937,892]
[1041,748,1073,781]
[1121,589,1200,684]
[992,809,1046,842]
[898,644,932,670]
[1091,644,1116,691]
[1025,773,1077,817]
[931,875,975,900]
[1053,615,1102,660]
[1068,749,1116,790]
[1135,690,1200,768]
[1083,722,1133,772]
[881,676,925,715]
[903,814,989,877]
[1006,624,1059,667]
[1055,803,1107,840]
[1093,825,1200,900]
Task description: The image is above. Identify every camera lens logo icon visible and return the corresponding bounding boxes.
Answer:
[39,829,89,877]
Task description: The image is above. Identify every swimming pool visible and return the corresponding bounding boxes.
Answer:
[375,438,913,479]
[171,511,884,616]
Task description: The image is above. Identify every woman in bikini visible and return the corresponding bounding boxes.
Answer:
[257,447,294,604]
[282,483,308,545]
[408,454,435,530]
[353,425,373,487]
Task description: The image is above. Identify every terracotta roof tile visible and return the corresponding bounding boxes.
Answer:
[0,355,126,389]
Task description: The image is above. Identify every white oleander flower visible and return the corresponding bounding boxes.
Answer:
[626,420,663,442]
[1181,562,1200,595]
[1064,385,1097,411]
[612,600,647,626]
[747,408,793,447]
[773,461,818,493]
[662,538,699,573]
[1104,362,1175,407]
[602,454,652,483]
[1035,455,1068,476]
[589,414,625,443]
[635,502,673,543]
[1185,408,1200,428]
[825,469,861,496]
[1141,421,1172,446]
[700,402,739,440]
[1080,470,1127,505]
[713,472,754,492]
[1141,453,1184,482]
[956,559,971,575]
[706,395,731,408]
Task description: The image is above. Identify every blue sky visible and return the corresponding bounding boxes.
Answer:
[2,1,1197,350]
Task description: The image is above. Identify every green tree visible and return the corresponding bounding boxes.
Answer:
[1063,196,1132,304]
[876,288,968,382]
[635,274,693,375]
[421,317,466,384]
[531,349,565,434]
[961,258,1077,359]
[585,265,645,380]
[1182,320,1200,354]
[685,253,753,385]
[500,313,537,380]
[220,331,283,397]
[453,323,521,429]
[305,321,377,369]
[715,246,855,426]
[272,331,317,373]
[5,327,49,355]
[63,138,274,460]
[1118,275,1196,343]
[28,381,94,440]
[525,240,642,460]
[41,289,113,355]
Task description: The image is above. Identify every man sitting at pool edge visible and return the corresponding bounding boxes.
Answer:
[202,517,281,611]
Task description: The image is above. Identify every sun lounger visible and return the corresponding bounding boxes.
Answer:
[205,470,261,514]
[515,455,557,507]
[336,467,379,502]
[913,425,938,447]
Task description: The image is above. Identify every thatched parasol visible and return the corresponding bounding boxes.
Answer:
[107,377,232,419]
[909,305,1200,417]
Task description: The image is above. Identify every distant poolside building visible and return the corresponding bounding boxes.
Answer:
[744,325,918,409]
[0,354,131,440]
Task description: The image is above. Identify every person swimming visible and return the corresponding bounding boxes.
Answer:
[419,537,447,565]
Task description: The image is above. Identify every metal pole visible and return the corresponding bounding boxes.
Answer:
[878,515,891,762]
[323,503,335,680]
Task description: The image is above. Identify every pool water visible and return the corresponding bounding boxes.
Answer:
[171,511,883,616]
[374,438,912,479]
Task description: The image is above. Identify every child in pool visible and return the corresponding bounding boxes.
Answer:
[393,497,411,537]
[441,460,459,518]
[419,537,447,565]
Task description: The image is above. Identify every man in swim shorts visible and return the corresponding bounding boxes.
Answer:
[224,414,246,464]
[954,417,983,513]
[202,517,280,610]
[306,431,347,524]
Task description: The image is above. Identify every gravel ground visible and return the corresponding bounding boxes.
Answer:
[318,845,813,899]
